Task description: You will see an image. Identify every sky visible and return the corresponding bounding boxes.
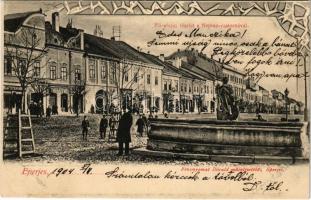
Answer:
[4,1,309,102]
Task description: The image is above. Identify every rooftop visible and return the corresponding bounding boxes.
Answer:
[4,10,43,32]
[84,33,159,66]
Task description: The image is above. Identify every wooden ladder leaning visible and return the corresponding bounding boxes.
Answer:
[18,109,36,157]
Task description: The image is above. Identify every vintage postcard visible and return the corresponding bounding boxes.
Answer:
[0,0,310,198]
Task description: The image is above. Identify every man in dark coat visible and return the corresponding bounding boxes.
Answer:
[46,106,51,118]
[116,110,133,156]
[82,116,90,141]
[142,113,149,135]
[99,115,108,139]
[136,115,145,137]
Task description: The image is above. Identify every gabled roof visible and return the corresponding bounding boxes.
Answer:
[4,10,42,32]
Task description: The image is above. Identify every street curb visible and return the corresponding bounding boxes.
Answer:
[133,148,309,164]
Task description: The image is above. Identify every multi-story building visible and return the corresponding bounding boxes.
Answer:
[271,89,286,114]
[83,33,163,114]
[4,11,164,115]
[140,53,181,113]
[166,49,217,113]
[4,10,304,117]
[222,65,245,101]
[4,10,47,114]
[45,13,85,115]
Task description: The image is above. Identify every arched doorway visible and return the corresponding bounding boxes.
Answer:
[49,93,57,107]
[73,94,83,114]
[30,93,43,115]
[95,90,107,113]
[61,93,68,112]
[49,93,58,114]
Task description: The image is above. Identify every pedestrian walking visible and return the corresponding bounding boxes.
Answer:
[99,115,108,139]
[90,104,95,114]
[82,116,90,141]
[136,115,145,137]
[116,110,133,156]
[109,114,115,130]
[142,113,149,135]
[46,106,51,118]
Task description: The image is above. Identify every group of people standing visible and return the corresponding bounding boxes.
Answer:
[81,111,151,156]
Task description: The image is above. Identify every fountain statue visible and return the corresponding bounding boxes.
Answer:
[216,77,239,120]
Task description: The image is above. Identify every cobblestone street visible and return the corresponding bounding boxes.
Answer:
[4,113,305,164]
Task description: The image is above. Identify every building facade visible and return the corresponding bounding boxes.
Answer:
[3,10,304,117]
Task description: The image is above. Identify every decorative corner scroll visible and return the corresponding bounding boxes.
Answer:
[50,1,309,53]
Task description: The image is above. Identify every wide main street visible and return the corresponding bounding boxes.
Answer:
[3,112,305,163]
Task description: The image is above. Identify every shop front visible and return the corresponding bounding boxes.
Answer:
[3,85,23,114]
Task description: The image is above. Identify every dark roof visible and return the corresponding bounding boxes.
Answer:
[59,27,80,42]
[167,49,224,80]
[181,61,215,81]
[180,61,205,80]
[288,98,297,104]
[140,53,179,76]
[140,52,204,80]
[4,10,42,32]
[84,33,121,59]
[84,34,158,65]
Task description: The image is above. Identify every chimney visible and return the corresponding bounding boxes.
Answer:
[94,25,104,37]
[79,29,84,50]
[159,54,165,62]
[173,57,181,69]
[52,12,60,32]
[177,49,180,52]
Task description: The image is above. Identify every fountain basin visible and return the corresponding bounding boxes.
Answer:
[147,118,307,157]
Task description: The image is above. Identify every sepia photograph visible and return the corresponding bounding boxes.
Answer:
[0,0,310,198]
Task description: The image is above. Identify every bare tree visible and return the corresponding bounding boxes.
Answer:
[71,79,86,117]
[5,26,47,113]
[112,59,145,112]
[30,77,51,117]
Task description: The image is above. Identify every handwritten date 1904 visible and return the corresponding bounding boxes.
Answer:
[48,168,75,177]
[48,164,93,177]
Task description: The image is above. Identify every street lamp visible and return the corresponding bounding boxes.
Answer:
[284,88,289,121]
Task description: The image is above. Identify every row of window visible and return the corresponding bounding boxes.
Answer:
[223,73,244,85]
[124,71,159,85]
[89,59,116,83]
[233,87,243,97]
[4,57,41,77]
[180,82,211,94]
[163,80,178,91]
[245,93,259,101]
[49,63,81,81]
